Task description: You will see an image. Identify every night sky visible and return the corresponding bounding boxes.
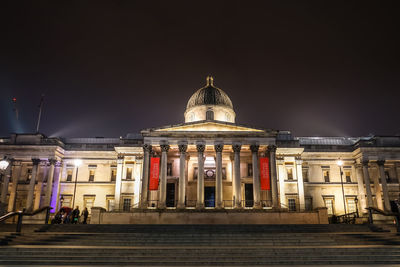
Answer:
[1,1,399,138]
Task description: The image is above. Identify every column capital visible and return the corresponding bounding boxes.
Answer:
[178,144,188,153]
[232,144,241,153]
[196,144,205,153]
[250,144,259,153]
[214,144,224,153]
[160,144,170,152]
[142,144,152,152]
[49,158,57,165]
[32,158,41,165]
[295,159,303,165]
[268,145,277,153]
[377,160,385,166]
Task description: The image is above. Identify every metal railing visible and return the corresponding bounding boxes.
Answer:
[366,207,400,232]
[334,212,358,224]
[0,206,51,233]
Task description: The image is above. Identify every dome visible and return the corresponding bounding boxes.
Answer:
[184,76,236,123]
[186,76,233,110]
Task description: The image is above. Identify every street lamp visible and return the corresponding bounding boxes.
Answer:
[337,159,348,222]
[72,159,82,209]
[354,196,359,218]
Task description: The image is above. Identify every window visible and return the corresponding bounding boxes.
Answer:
[26,168,32,182]
[345,170,351,183]
[346,198,356,213]
[61,195,72,208]
[89,170,95,182]
[302,167,309,182]
[324,198,335,215]
[206,109,214,120]
[126,167,132,180]
[247,163,253,177]
[123,198,131,211]
[323,170,330,182]
[111,169,117,182]
[305,197,313,211]
[286,168,293,180]
[167,163,173,176]
[66,169,73,181]
[288,198,296,211]
[222,167,227,180]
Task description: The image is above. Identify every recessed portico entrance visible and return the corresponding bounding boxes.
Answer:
[204,186,215,207]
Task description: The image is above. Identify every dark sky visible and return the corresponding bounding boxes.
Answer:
[1,1,399,138]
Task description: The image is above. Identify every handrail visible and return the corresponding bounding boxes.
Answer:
[0,206,51,233]
[366,207,400,232]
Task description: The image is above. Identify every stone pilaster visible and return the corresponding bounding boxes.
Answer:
[232,144,242,208]
[178,143,187,209]
[196,144,205,209]
[140,144,152,208]
[158,144,170,209]
[26,158,41,211]
[215,143,224,209]
[362,160,374,208]
[295,157,305,211]
[277,158,286,208]
[250,144,261,209]
[378,160,391,211]
[114,155,124,210]
[268,145,278,208]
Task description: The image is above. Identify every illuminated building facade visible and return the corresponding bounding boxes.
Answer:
[1,77,400,222]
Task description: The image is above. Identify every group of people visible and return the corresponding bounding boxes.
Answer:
[51,206,89,224]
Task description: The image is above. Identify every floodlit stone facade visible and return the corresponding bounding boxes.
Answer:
[1,77,400,222]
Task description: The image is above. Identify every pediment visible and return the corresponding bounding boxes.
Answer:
[152,121,265,133]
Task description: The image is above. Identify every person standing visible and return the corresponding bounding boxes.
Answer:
[82,207,89,224]
[72,206,80,224]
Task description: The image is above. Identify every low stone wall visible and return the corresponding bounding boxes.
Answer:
[91,207,329,224]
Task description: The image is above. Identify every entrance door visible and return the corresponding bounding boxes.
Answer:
[166,183,175,207]
[204,187,215,207]
[245,184,254,207]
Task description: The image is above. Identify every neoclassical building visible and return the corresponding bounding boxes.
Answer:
[1,77,400,221]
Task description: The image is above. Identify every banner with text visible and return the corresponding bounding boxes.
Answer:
[260,157,270,190]
[149,157,160,190]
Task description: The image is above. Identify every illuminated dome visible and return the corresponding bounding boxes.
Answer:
[184,76,236,123]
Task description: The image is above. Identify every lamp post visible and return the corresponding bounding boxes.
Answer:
[337,159,347,222]
[72,159,82,209]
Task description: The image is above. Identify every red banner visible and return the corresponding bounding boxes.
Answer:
[260,157,270,190]
[149,157,160,190]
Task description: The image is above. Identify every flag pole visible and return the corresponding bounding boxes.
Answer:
[36,94,44,133]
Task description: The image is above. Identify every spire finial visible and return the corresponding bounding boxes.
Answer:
[206,76,214,86]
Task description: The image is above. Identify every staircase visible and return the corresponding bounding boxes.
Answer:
[1,224,400,265]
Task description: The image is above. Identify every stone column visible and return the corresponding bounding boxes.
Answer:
[140,144,152,208]
[26,159,41,211]
[177,143,187,209]
[0,159,12,204]
[362,160,373,208]
[372,165,383,210]
[196,144,205,209]
[250,144,261,208]
[355,164,367,212]
[277,159,286,208]
[378,160,391,211]
[114,155,124,210]
[158,144,170,209]
[295,157,305,211]
[232,144,242,208]
[8,161,21,212]
[34,162,47,210]
[215,143,224,209]
[52,161,62,212]
[44,159,57,207]
[269,145,279,208]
